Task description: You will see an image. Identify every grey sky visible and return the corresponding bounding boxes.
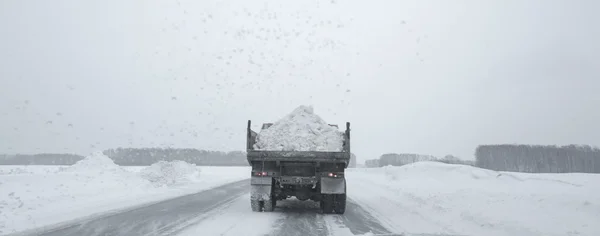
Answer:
[1,0,599,162]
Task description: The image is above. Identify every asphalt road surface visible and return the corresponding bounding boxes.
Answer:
[19,180,460,236]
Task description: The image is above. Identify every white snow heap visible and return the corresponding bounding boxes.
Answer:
[254,105,344,152]
[62,151,124,174]
[139,160,201,187]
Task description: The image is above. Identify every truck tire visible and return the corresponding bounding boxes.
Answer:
[333,194,346,214]
[251,199,261,212]
[262,178,276,212]
[320,195,334,214]
[263,198,275,212]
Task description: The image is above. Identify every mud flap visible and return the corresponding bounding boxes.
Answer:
[320,177,346,194]
[250,177,272,201]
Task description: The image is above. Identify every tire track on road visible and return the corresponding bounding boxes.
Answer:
[332,199,394,235]
[32,179,249,236]
[176,194,283,236]
[268,199,329,236]
[266,197,401,236]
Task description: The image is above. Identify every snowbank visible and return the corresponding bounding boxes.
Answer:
[60,151,126,174]
[139,160,201,187]
[347,162,600,236]
[0,152,249,235]
[0,167,31,175]
[254,105,344,151]
[0,154,151,234]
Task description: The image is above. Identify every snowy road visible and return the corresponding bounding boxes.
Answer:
[26,179,408,236]
[36,180,250,236]
[9,163,597,236]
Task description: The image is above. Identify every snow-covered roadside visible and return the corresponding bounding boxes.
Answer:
[347,162,600,236]
[0,153,249,235]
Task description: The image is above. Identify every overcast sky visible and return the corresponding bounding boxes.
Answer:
[1,0,599,162]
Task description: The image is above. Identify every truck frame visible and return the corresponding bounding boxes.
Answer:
[246,120,351,214]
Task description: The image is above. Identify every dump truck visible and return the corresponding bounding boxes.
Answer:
[246,120,351,214]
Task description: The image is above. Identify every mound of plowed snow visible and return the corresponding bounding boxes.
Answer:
[347,162,600,236]
[0,152,154,234]
[380,161,589,188]
[0,167,31,175]
[139,160,201,187]
[0,164,250,234]
[61,151,125,174]
[254,105,344,151]
[382,161,504,183]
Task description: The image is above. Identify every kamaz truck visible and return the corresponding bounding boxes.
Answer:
[246,120,351,214]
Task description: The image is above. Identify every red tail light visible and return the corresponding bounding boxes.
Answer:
[324,172,342,178]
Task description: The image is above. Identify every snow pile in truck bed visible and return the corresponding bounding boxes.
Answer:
[139,160,201,187]
[254,105,344,152]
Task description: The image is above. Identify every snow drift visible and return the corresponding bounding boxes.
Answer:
[0,152,248,235]
[0,152,151,234]
[347,162,600,236]
[139,160,201,187]
[254,105,344,152]
[60,151,126,174]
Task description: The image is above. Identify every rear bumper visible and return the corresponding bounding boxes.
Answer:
[250,176,346,197]
[277,176,318,185]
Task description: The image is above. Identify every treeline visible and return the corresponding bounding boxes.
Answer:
[365,159,379,168]
[476,144,600,173]
[0,148,249,166]
[0,153,84,165]
[103,148,247,166]
[0,148,359,167]
[366,144,600,174]
[364,153,474,168]
[102,148,357,166]
[379,153,437,166]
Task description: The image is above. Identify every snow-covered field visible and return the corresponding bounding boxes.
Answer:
[2,158,599,236]
[347,162,600,236]
[0,153,249,235]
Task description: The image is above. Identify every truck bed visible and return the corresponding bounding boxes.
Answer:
[247,150,350,163]
[246,120,351,165]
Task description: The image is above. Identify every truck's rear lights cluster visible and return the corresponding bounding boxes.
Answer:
[254,171,268,176]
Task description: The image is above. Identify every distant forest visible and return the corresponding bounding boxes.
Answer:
[364,144,600,174]
[0,148,358,167]
[475,144,600,173]
[0,153,84,165]
[6,144,598,173]
[365,153,474,168]
[104,148,248,166]
[0,148,248,166]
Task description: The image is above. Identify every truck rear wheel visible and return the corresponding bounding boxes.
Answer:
[333,194,346,214]
[263,198,275,212]
[320,195,334,214]
[251,199,261,212]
